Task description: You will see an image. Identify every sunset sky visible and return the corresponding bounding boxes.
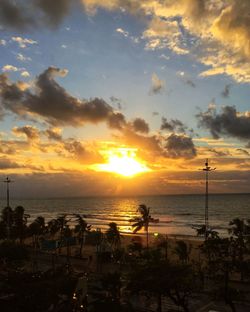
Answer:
[0,0,250,197]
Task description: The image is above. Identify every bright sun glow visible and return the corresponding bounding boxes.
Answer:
[95,148,150,177]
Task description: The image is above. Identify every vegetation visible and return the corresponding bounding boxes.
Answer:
[130,204,158,248]
[74,214,91,258]
[1,204,250,312]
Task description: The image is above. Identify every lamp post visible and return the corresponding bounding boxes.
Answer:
[200,160,216,239]
[3,177,14,239]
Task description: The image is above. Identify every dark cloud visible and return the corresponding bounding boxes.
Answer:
[63,139,103,164]
[0,67,127,128]
[64,139,86,158]
[0,157,22,170]
[43,128,62,141]
[185,79,196,88]
[197,105,250,140]
[36,0,72,28]
[152,111,159,116]
[107,112,126,130]
[165,134,196,159]
[236,148,250,156]
[12,125,40,141]
[161,117,186,133]
[150,73,165,95]
[110,96,123,110]
[0,0,34,30]
[208,148,231,157]
[221,84,232,98]
[120,129,163,156]
[120,128,196,160]
[0,0,74,30]
[131,118,149,134]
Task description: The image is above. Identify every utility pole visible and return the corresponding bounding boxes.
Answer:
[200,159,216,239]
[3,177,14,239]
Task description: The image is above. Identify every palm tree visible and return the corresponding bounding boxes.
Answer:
[229,218,250,280]
[106,222,121,250]
[46,214,69,253]
[157,235,169,260]
[174,240,192,264]
[74,214,91,258]
[29,216,46,248]
[130,204,158,248]
[13,206,30,243]
[57,214,71,254]
[63,225,73,267]
[0,206,14,239]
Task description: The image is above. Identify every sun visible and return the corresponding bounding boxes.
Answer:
[95,148,150,177]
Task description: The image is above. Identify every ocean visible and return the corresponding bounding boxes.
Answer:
[1,193,250,237]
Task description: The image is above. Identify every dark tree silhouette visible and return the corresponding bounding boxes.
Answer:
[106,222,121,250]
[74,214,91,258]
[130,204,158,248]
[174,240,192,264]
[13,206,30,243]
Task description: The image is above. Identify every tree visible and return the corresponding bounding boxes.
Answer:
[130,204,158,248]
[156,235,169,261]
[106,222,121,251]
[200,235,238,311]
[28,216,46,248]
[196,224,218,239]
[12,206,30,243]
[228,218,250,281]
[47,214,69,253]
[0,206,14,239]
[0,240,30,267]
[128,261,198,312]
[74,214,91,258]
[174,240,192,264]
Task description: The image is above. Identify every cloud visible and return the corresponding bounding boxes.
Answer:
[11,36,37,48]
[0,39,7,46]
[185,79,196,88]
[0,66,127,128]
[0,157,23,170]
[110,96,123,110]
[236,148,250,156]
[63,139,103,164]
[36,0,72,28]
[0,0,73,30]
[150,72,165,94]
[152,111,159,116]
[107,112,126,130]
[43,128,62,141]
[16,53,32,62]
[2,64,19,72]
[197,105,250,141]
[143,17,189,55]
[12,125,40,141]
[208,148,230,157]
[221,84,231,98]
[165,133,197,159]
[161,117,186,133]
[120,128,163,157]
[21,71,30,77]
[0,0,34,30]
[80,0,250,83]
[116,27,129,37]
[159,54,170,60]
[131,118,150,134]
[2,1,250,81]
[176,71,196,87]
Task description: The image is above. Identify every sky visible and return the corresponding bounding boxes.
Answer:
[0,0,250,198]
